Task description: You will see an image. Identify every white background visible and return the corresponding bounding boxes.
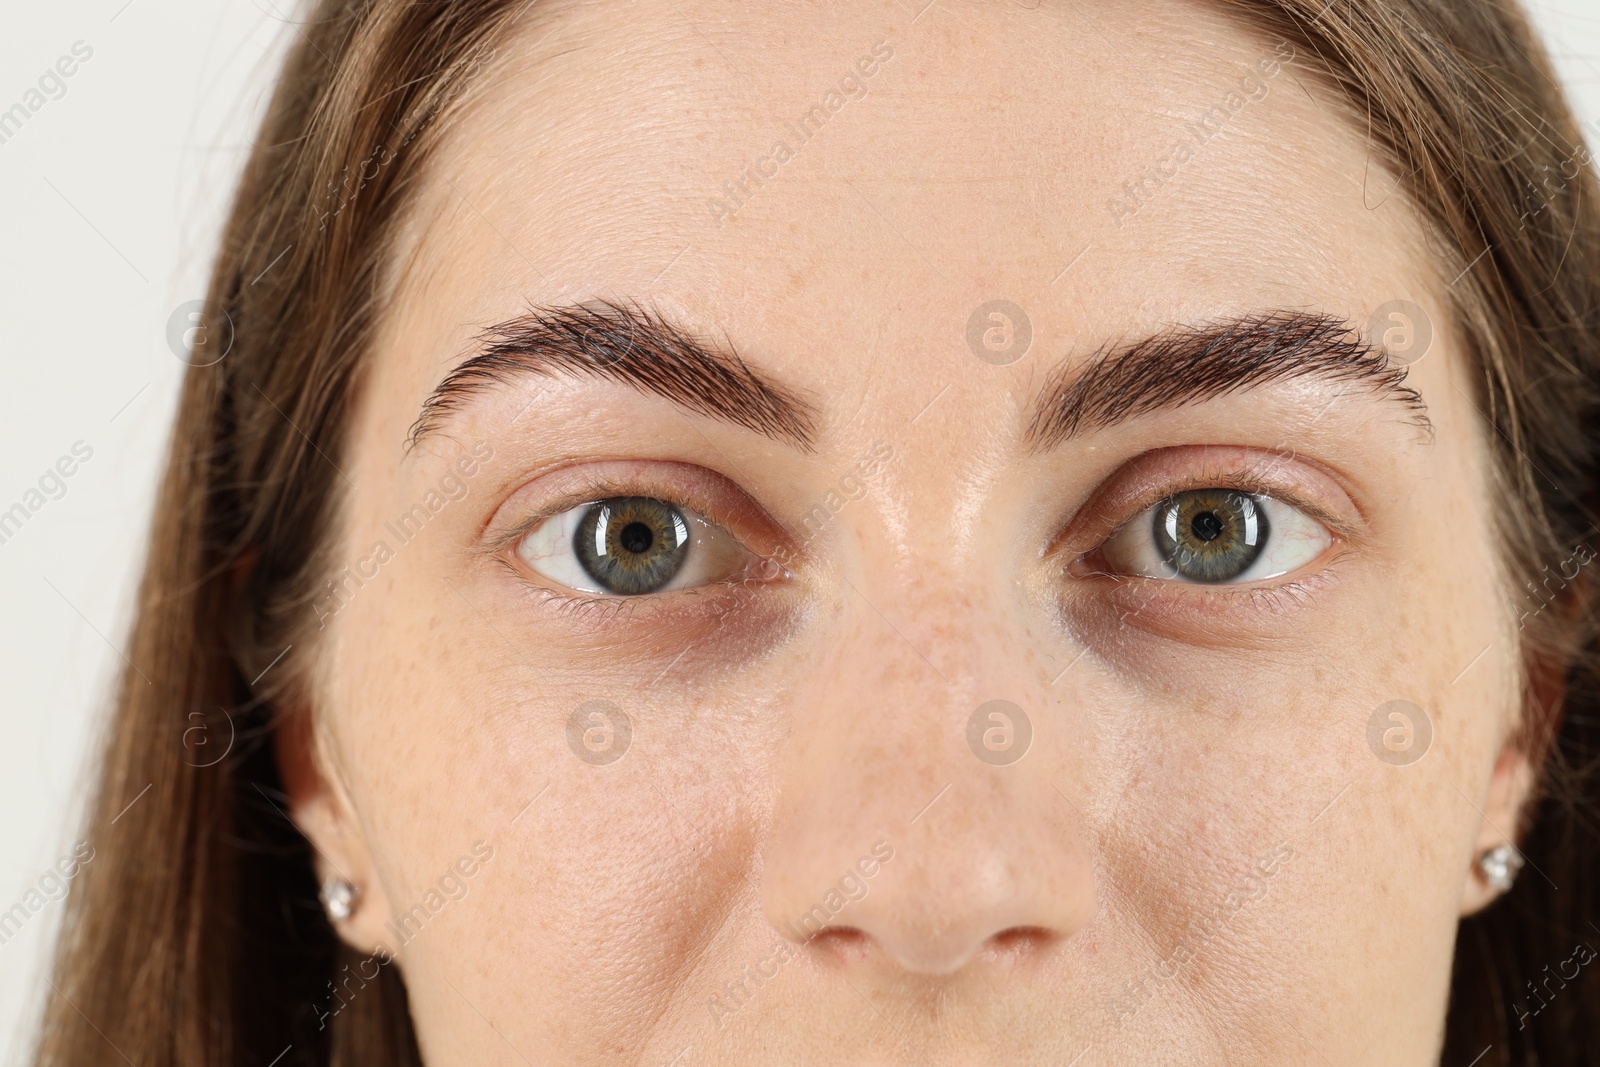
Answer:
[2,1,1599,1060]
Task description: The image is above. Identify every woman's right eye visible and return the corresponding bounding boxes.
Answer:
[514,496,758,596]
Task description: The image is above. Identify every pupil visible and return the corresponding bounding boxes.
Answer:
[1190,511,1225,542]
[619,521,654,554]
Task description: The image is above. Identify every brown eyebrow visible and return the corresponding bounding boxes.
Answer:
[1024,310,1432,449]
[406,301,818,453]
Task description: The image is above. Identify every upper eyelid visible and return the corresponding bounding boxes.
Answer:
[1118,476,1340,538]
[479,477,639,559]
[482,468,793,581]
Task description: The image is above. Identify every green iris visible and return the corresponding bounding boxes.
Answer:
[573,497,691,594]
[1152,489,1268,582]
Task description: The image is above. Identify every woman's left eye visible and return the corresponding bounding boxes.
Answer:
[1095,488,1333,584]
[514,495,759,595]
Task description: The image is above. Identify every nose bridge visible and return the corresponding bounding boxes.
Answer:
[758,537,1096,976]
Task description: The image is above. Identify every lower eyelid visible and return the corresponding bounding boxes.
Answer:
[1053,563,1349,655]
[506,565,801,648]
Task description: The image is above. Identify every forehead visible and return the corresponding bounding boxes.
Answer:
[380,0,1431,422]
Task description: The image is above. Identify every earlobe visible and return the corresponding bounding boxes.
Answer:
[1458,633,1570,915]
[272,707,397,955]
[1458,746,1536,916]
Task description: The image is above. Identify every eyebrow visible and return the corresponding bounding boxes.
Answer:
[406,301,818,452]
[1024,310,1431,449]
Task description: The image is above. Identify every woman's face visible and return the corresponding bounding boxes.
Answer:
[289,0,1538,1062]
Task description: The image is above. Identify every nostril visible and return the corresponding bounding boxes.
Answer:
[797,924,1063,976]
[983,926,1060,961]
[805,926,872,961]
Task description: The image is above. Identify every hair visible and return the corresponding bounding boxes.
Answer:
[28,0,1600,1063]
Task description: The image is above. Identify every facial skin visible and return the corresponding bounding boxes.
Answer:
[281,0,1545,1062]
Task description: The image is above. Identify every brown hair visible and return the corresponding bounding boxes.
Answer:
[29,0,1600,1063]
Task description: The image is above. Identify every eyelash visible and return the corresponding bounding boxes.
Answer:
[1135,471,1338,536]
[484,475,637,558]
[511,578,688,620]
[506,565,779,617]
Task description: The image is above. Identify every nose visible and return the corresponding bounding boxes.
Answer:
[758,578,1096,977]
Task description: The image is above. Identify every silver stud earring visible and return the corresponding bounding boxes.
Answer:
[320,877,359,922]
[1476,844,1524,892]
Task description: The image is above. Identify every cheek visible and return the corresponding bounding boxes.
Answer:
[1084,459,1515,1049]
[460,751,759,1035]
[329,557,786,1049]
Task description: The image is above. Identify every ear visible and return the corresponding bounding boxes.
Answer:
[274,707,398,956]
[1457,745,1536,915]
[1458,644,1561,917]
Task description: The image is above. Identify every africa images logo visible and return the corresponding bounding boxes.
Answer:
[0,40,93,148]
